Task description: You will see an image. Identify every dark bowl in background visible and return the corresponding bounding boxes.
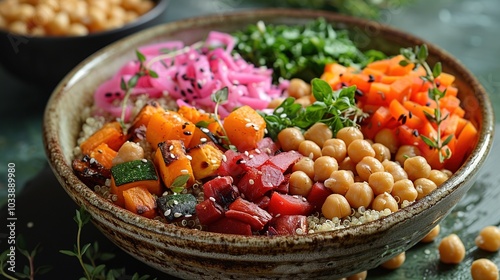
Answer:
[0,0,169,89]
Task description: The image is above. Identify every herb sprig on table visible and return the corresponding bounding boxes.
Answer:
[232,18,385,82]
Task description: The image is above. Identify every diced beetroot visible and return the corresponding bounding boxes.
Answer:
[259,163,285,189]
[266,151,303,172]
[206,217,252,236]
[237,167,274,202]
[203,176,239,206]
[195,199,224,225]
[306,182,333,212]
[225,210,265,231]
[254,195,270,209]
[268,215,308,235]
[228,197,272,230]
[275,174,290,194]
[217,149,246,178]
[267,192,313,216]
[245,150,270,169]
[257,137,280,155]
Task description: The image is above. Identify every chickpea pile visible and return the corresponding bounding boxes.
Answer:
[277,123,449,227]
[0,0,155,36]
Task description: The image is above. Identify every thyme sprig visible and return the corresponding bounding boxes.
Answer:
[119,50,159,130]
[60,208,155,280]
[400,44,453,163]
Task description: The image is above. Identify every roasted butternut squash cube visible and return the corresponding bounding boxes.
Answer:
[123,186,157,219]
[154,140,195,189]
[146,110,196,148]
[188,142,224,180]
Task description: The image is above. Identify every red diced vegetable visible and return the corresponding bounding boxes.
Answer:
[228,197,272,231]
[257,137,280,155]
[275,174,290,194]
[267,192,313,216]
[202,176,239,206]
[268,215,308,235]
[306,182,332,212]
[206,217,252,236]
[195,199,224,226]
[266,151,303,172]
[237,167,274,202]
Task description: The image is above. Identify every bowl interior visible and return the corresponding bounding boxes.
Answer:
[43,8,495,278]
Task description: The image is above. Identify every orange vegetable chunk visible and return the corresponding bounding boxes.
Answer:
[223,105,266,152]
[89,143,117,169]
[80,121,127,155]
[146,110,196,149]
[123,186,157,219]
[154,140,195,189]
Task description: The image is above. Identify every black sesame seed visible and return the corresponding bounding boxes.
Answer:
[180,90,186,97]
[355,89,364,97]
[105,92,112,97]
[408,111,413,119]
[412,130,419,137]
[183,131,192,136]
[368,74,375,83]
[197,82,203,89]
[187,88,193,94]
[182,74,189,81]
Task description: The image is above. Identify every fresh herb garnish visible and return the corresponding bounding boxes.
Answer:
[262,78,367,140]
[119,50,159,130]
[207,87,235,150]
[232,18,385,82]
[171,174,191,194]
[400,44,453,163]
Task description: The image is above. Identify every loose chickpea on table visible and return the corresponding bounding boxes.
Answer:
[0,0,156,36]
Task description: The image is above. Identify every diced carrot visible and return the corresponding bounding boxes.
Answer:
[146,110,196,148]
[403,100,433,122]
[441,111,461,137]
[389,75,413,102]
[387,55,414,76]
[395,125,422,147]
[439,95,461,113]
[361,68,384,82]
[364,82,391,106]
[410,76,431,96]
[361,106,392,139]
[389,99,424,129]
[380,75,400,84]
[453,105,465,118]
[365,59,390,73]
[419,121,438,140]
[324,63,348,75]
[223,105,266,152]
[446,121,478,172]
[444,86,458,97]
[80,121,127,155]
[436,72,455,87]
[122,186,157,219]
[321,71,342,89]
[89,143,117,169]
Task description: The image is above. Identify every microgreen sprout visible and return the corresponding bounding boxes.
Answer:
[400,44,453,163]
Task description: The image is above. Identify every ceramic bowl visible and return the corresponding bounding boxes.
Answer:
[43,9,495,279]
[0,0,169,89]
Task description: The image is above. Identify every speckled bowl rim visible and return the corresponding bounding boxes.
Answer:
[44,8,495,247]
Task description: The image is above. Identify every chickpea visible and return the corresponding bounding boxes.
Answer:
[322,138,347,162]
[441,169,453,178]
[368,171,394,195]
[391,179,417,205]
[372,143,391,162]
[346,271,367,280]
[380,252,405,270]
[8,20,28,34]
[16,3,35,21]
[339,157,356,174]
[322,194,351,219]
[46,11,70,35]
[267,98,285,109]
[304,123,332,147]
[287,78,311,99]
[33,4,55,26]
[428,169,449,186]
[314,156,338,182]
[414,178,437,200]
[298,140,322,160]
[420,225,440,243]
[475,226,500,252]
[277,127,304,152]
[292,157,315,180]
[324,170,354,195]
[395,145,421,166]
[348,139,376,163]
[295,95,313,107]
[67,23,89,36]
[345,182,374,209]
[404,156,431,181]
[372,192,398,212]
[470,259,499,280]
[289,171,313,196]
[374,128,399,154]
[382,160,408,182]
[336,127,364,148]
[112,141,145,165]
[439,234,466,264]
[0,15,6,29]
[356,156,384,182]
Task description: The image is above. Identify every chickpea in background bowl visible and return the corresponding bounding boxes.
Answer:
[0,0,156,36]
[0,0,168,89]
